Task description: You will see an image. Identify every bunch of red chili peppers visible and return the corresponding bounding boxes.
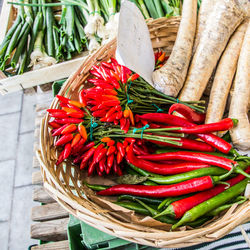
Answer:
[46,54,250,230]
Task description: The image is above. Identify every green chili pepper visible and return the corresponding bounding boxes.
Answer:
[149,167,227,185]
[172,178,249,229]
[117,195,163,205]
[85,183,110,191]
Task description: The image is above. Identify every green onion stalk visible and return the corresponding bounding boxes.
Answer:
[100,0,120,45]
[84,0,105,52]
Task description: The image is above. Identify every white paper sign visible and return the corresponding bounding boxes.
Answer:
[116,0,155,84]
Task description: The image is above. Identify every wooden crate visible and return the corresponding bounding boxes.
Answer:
[0,0,88,95]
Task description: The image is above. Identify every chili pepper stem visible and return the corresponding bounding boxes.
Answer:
[153,205,173,219]
[214,167,234,182]
[134,199,158,217]
[235,167,250,179]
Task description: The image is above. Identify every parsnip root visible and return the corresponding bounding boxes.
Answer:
[152,0,197,97]
[205,21,248,124]
[229,21,250,151]
[179,0,246,102]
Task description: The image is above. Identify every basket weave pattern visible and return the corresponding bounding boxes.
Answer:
[37,17,250,248]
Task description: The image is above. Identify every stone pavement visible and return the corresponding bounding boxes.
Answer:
[0,87,53,250]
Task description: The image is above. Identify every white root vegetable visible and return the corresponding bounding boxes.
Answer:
[192,0,215,54]
[179,0,247,102]
[229,21,250,151]
[152,0,197,97]
[205,21,248,124]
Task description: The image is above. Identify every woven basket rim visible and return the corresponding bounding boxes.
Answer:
[37,16,250,248]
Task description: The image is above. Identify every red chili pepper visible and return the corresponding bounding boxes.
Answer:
[120,66,127,83]
[101,137,111,143]
[100,157,107,173]
[106,112,117,122]
[104,89,118,96]
[61,124,77,135]
[54,118,84,124]
[56,151,64,165]
[197,133,232,154]
[80,147,95,170]
[114,119,119,126]
[124,138,136,144]
[88,160,96,176]
[133,144,148,155]
[110,57,118,66]
[79,141,95,154]
[128,145,210,175]
[106,106,118,118]
[116,164,123,176]
[78,124,88,141]
[97,176,215,197]
[47,108,64,114]
[117,142,125,157]
[169,103,205,124]
[93,144,104,163]
[124,119,130,133]
[102,62,113,70]
[62,107,78,113]
[140,113,235,154]
[110,70,120,82]
[176,118,237,134]
[107,145,116,156]
[71,134,81,148]
[164,166,250,219]
[63,143,72,159]
[79,90,87,107]
[56,133,74,146]
[67,104,83,113]
[107,154,114,169]
[157,52,166,64]
[123,110,130,118]
[116,111,123,120]
[138,151,237,171]
[96,148,108,163]
[52,124,70,136]
[128,73,140,82]
[138,113,192,127]
[149,137,214,152]
[48,121,61,129]
[107,140,115,147]
[129,110,135,126]
[49,112,68,119]
[67,112,84,118]
[56,95,70,103]
[120,118,126,130]
[117,151,123,164]
[92,110,108,118]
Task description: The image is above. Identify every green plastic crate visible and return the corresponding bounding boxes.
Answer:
[67,215,155,250]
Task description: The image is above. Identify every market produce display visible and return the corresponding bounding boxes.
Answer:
[0,0,183,75]
[39,0,250,240]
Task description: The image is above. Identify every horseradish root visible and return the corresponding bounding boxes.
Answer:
[152,0,197,97]
[179,0,246,102]
[229,21,250,151]
[192,0,215,54]
[205,21,248,124]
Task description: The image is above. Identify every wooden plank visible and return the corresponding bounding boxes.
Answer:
[0,54,88,94]
[31,240,69,250]
[32,203,69,222]
[33,187,55,204]
[0,0,15,44]
[31,218,69,241]
[32,171,43,185]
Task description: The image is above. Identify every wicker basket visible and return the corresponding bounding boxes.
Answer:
[37,16,250,248]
